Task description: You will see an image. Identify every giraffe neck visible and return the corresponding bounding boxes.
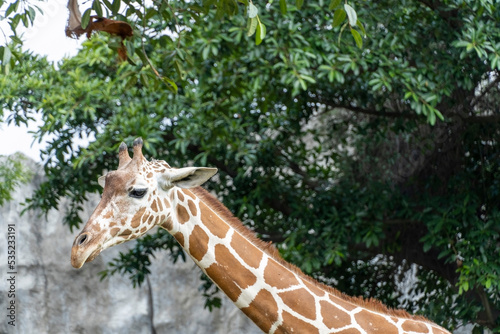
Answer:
[160,187,449,334]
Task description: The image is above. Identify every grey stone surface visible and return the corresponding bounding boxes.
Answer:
[0,158,260,334]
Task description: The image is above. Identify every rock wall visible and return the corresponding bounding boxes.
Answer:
[0,158,260,334]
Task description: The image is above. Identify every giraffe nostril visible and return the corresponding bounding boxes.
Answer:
[76,233,89,246]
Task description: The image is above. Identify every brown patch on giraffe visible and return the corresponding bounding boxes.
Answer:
[188,199,197,216]
[230,232,262,269]
[110,227,120,237]
[147,214,154,225]
[191,187,282,259]
[121,229,133,236]
[176,205,190,224]
[328,294,358,312]
[354,309,398,333]
[304,279,326,297]
[103,210,113,219]
[264,258,300,290]
[198,201,230,238]
[320,300,351,329]
[174,232,185,248]
[182,189,196,199]
[277,310,319,334]
[189,225,209,261]
[157,197,163,212]
[205,244,257,302]
[140,226,148,233]
[401,320,430,333]
[131,207,146,228]
[92,224,101,232]
[110,222,117,227]
[177,190,184,202]
[163,198,170,209]
[160,216,173,230]
[151,199,158,212]
[147,172,153,178]
[240,289,278,333]
[138,214,150,228]
[278,288,316,320]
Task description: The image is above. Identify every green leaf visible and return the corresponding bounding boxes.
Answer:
[462,280,469,292]
[332,8,346,27]
[428,110,436,126]
[6,1,20,17]
[135,48,149,65]
[2,46,12,64]
[328,0,341,10]
[10,35,23,45]
[255,19,266,45]
[81,8,92,29]
[111,0,121,13]
[247,17,258,37]
[93,0,103,17]
[350,27,362,48]
[140,72,149,88]
[247,3,258,18]
[27,6,36,24]
[279,0,287,15]
[162,76,178,93]
[356,19,366,37]
[296,0,304,10]
[344,3,357,26]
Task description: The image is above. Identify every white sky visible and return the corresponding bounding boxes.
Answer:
[0,0,84,161]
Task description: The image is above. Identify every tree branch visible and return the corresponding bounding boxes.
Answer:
[470,74,500,108]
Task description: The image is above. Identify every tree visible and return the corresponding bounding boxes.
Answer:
[1,0,499,331]
[0,153,32,205]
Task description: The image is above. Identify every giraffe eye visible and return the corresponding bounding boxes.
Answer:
[129,188,147,199]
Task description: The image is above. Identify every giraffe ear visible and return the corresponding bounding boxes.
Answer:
[160,167,218,190]
[98,175,106,188]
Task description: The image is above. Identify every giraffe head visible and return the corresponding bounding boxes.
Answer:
[71,138,217,269]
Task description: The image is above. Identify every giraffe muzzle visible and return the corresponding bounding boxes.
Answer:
[71,231,103,269]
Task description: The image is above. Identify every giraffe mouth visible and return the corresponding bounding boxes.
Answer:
[86,247,102,263]
[71,245,102,269]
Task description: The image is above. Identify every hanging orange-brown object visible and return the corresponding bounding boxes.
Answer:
[65,0,133,61]
[87,17,133,39]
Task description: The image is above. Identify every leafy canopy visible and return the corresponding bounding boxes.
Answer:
[1,0,500,332]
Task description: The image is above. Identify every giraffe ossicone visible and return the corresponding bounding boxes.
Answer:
[71,138,451,334]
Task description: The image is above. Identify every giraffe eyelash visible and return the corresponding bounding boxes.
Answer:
[129,188,148,199]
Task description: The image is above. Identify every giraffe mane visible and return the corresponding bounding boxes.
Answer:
[189,186,431,323]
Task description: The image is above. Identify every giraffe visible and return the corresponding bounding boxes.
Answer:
[71,138,451,334]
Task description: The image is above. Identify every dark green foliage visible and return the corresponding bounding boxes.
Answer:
[1,0,499,331]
